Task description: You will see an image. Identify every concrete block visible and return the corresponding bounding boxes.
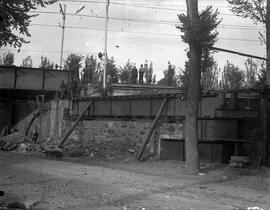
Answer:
[231,156,250,163]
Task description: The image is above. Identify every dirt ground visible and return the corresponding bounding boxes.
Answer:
[0,151,269,210]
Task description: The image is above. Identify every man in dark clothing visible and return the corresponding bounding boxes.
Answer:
[71,80,79,99]
[139,64,144,84]
[167,61,174,86]
[60,80,68,99]
[131,66,138,84]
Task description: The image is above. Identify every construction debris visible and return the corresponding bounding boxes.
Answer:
[0,132,25,151]
[7,201,26,209]
[229,156,250,168]
[43,148,64,159]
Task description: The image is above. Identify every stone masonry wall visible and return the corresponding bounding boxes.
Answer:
[62,120,184,157]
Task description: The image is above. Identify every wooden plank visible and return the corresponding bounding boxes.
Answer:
[198,138,253,143]
[42,69,45,90]
[58,100,92,148]
[14,68,17,89]
[136,97,168,161]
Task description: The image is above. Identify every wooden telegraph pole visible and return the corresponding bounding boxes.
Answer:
[103,0,109,92]
[59,4,66,70]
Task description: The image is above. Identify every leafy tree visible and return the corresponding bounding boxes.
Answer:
[106,57,119,83]
[119,67,130,83]
[220,61,244,90]
[178,63,190,89]
[64,53,84,82]
[228,0,270,85]
[257,61,267,85]
[82,55,97,84]
[39,56,54,69]
[21,56,33,68]
[157,68,178,87]
[0,52,14,66]
[244,58,258,87]
[0,0,56,48]
[119,60,132,83]
[176,5,220,174]
[201,60,219,90]
[152,74,156,84]
[179,53,219,90]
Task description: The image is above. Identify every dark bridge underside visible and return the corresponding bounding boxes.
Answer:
[0,89,57,101]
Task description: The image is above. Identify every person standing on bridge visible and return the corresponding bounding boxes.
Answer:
[139,64,144,84]
[60,80,68,99]
[143,60,148,84]
[146,62,153,84]
[131,65,138,84]
[167,61,174,86]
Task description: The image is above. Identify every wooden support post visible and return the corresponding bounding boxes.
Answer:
[42,68,45,90]
[25,111,41,137]
[58,100,92,148]
[136,97,168,161]
[263,95,269,167]
[13,68,17,89]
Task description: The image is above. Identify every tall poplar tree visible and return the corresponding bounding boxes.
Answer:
[228,0,270,85]
[176,3,220,174]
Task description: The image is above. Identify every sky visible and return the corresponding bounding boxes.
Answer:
[1,0,266,80]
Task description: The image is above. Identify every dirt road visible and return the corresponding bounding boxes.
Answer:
[0,151,269,210]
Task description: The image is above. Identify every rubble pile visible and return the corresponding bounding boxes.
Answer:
[40,137,57,150]
[0,132,42,153]
[0,132,138,160]
[38,137,64,158]
[0,132,25,151]
[83,139,138,159]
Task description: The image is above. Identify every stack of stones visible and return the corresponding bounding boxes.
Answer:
[229,156,250,168]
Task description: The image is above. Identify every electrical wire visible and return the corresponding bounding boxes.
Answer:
[59,0,235,14]
[29,23,262,42]
[0,48,97,55]
[29,11,264,30]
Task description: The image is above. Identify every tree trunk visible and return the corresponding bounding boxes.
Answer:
[185,0,201,174]
[265,0,270,166]
[267,0,270,86]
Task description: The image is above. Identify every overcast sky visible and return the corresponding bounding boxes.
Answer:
[1,0,266,80]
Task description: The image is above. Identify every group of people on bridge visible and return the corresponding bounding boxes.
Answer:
[130,60,154,85]
[59,60,176,99]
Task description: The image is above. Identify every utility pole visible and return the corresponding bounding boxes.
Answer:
[59,4,66,70]
[266,0,270,85]
[103,0,109,91]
